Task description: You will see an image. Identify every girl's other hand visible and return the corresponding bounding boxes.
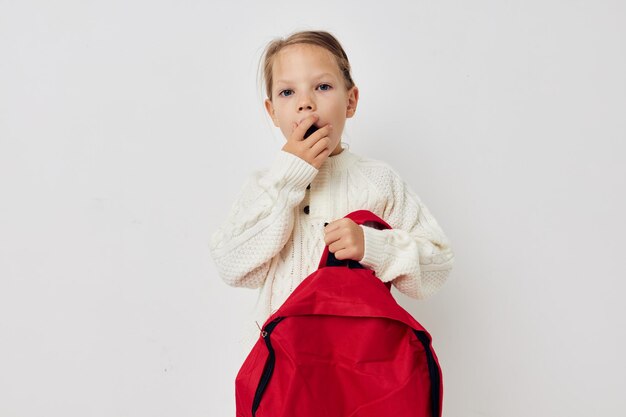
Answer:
[281,114,333,169]
[323,218,365,262]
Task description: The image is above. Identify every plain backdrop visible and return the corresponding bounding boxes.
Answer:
[1,0,625,416]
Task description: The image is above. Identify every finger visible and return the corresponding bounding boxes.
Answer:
[304,123,332,144]
[292,114,319,141]
[324,229,340,245]
[324,220,340,233]
[325,219,349,234]
[313,148,332,167]
[334,248,351,260]
[311,136,331,156]
[324,227,343,245]
[328,241,345,254]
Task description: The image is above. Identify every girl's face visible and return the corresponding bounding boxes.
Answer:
[264,43,359,156]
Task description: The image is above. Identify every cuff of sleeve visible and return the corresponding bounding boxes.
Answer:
[359,225,389,275]
[266,150,319,189]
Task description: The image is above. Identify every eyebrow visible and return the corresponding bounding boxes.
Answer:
[275,72,336,85]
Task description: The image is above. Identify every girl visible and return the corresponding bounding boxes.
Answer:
[209,30,455,348]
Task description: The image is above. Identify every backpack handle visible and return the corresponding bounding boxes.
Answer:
[318,210,392,270]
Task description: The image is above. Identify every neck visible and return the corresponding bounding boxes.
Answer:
[329,143,344,156]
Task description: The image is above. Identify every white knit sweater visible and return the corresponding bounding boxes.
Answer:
[209,143,455,346]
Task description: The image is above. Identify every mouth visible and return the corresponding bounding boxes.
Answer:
[304,123,320,139]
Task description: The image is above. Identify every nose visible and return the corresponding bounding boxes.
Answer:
[297,93,315,112]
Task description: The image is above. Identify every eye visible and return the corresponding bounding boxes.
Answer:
[278,89,293,97]
[318,83,332,91]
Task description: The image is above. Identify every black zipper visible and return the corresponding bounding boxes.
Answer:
[250,317,441,417]
[251,316,284,417]
[413,330,442,417]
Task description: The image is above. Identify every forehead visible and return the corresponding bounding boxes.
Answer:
[272,44,341,80]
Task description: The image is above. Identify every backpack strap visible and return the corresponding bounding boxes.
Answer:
[341,209,392,230]
[318,210,393,289]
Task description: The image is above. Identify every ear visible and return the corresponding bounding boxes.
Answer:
[345,86,359,118]
[264,98,279,127]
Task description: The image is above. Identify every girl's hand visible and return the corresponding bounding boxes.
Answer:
[323,218,365,262]
[282,114,333,169]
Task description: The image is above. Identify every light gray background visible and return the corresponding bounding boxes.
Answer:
[1,0,624,416]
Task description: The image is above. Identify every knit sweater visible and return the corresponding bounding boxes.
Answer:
[209,143,455,346]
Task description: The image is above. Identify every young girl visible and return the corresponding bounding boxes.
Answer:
[209,30,455,348]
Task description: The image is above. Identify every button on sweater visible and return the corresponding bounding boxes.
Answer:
[209,143,455,346]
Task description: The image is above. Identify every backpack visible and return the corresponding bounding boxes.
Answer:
[235,210,443,417]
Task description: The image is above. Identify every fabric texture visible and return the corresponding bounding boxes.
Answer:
[209,142,455,347]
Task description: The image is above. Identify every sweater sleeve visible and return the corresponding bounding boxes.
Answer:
[209,150,319,289]
[358,167,455,299]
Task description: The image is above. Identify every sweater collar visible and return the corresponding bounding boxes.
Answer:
[321,142,357,171]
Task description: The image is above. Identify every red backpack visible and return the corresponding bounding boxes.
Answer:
[235,210,443,417]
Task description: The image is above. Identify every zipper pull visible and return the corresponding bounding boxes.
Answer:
[255,321,267,338]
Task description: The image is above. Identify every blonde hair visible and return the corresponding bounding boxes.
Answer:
[258,30,355,101]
